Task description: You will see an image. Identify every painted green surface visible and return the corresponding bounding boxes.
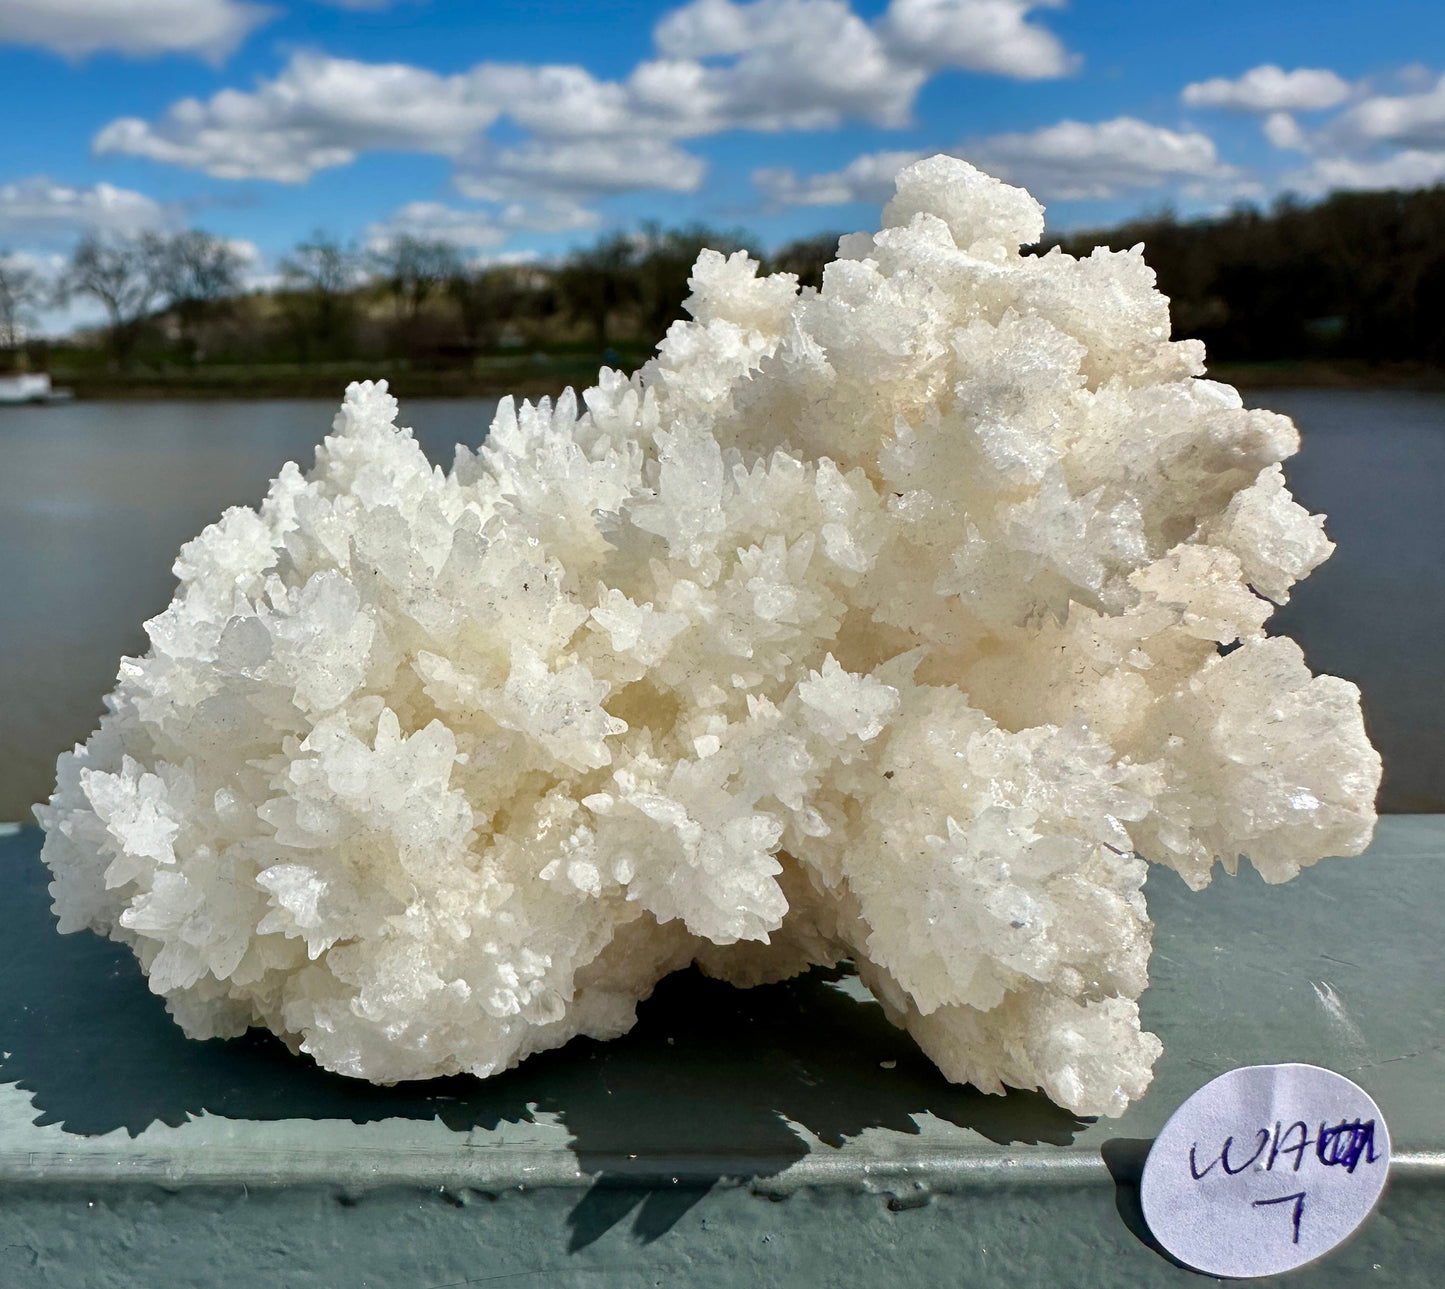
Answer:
[0,1178,1439,1289]
[0,818,1440,1286]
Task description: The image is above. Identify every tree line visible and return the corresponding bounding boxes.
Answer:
[1040,184,1445,366]
[2,182,1443,381]
[0,223,812,376]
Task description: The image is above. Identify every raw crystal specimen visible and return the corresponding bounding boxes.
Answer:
[36,157,1380,1117]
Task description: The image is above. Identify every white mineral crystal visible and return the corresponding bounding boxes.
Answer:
[37,157,1380,1117]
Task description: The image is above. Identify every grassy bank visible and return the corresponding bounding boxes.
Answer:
[49,344,656,402]
[1207,359,1445,390]
[50,355,1445,400]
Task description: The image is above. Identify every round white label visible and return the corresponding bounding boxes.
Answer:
[1140,1063,1390,1278]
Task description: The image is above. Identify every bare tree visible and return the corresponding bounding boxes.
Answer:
[282,232,357,297]
[159,230,245,363]
[447,264,533,350]
[369,235,462,323]
[557,232,640,350]
[766,232,843,293]
[0,252,45,352]
[279,232,360,359]
[634,222,758,339]
[59,233,168,368]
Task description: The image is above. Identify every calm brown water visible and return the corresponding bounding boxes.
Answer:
[1,390,1440,819]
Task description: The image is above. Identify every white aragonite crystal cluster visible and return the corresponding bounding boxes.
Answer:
[37,157,1380,1118]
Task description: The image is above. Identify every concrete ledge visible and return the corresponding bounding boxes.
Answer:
[0,818,1440,1284]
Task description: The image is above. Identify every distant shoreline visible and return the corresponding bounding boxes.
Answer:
[54,375,570,402]
[31,357,1445,401]
[1207,360,1445,391]
[47,359,612,403]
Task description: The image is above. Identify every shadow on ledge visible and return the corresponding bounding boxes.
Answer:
[0,827,1084,1248]
[1100,1138,1192,1271]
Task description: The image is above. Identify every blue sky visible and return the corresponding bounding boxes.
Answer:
[3,0,1444,328]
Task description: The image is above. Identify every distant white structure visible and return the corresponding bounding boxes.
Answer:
[0,373,71,405]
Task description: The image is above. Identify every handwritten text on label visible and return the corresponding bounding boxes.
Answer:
[1140,1064,1390,1277]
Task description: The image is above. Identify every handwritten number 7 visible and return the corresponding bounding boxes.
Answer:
[1253,1191,1307,1244]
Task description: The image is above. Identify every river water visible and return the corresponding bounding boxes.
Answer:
[1,389,1440,819]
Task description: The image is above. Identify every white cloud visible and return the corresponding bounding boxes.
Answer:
[0,178,168,244]
[364,202,509,252]
[498,201,600,234]
[754,149,926,205]
[1289,149,1445,195]
[468,249,546,269]
[879,0,1076,79]
[650,0,1074,132]
[487,64,645,137]
[1265,73,1445,194]
[1324,73,1445,151]
[968,117,1241,201]
[93,0,1079,197]
[365,196,603,250]
[1263,111,1307,151]
[92,53,717,186]
[0,0,271,63]
[0,248,65,276]
[660,0,1073,83]
[756,118,1243,210]
[756,122,1240,210]
[459,138,707,201]
[1396,63,1438,93]
[653,0,924,129]
[1182,65,1353,113]
[226,237,261,265]
[94,53,507,182]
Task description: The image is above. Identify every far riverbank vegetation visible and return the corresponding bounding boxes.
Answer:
[1,184,1443,399]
